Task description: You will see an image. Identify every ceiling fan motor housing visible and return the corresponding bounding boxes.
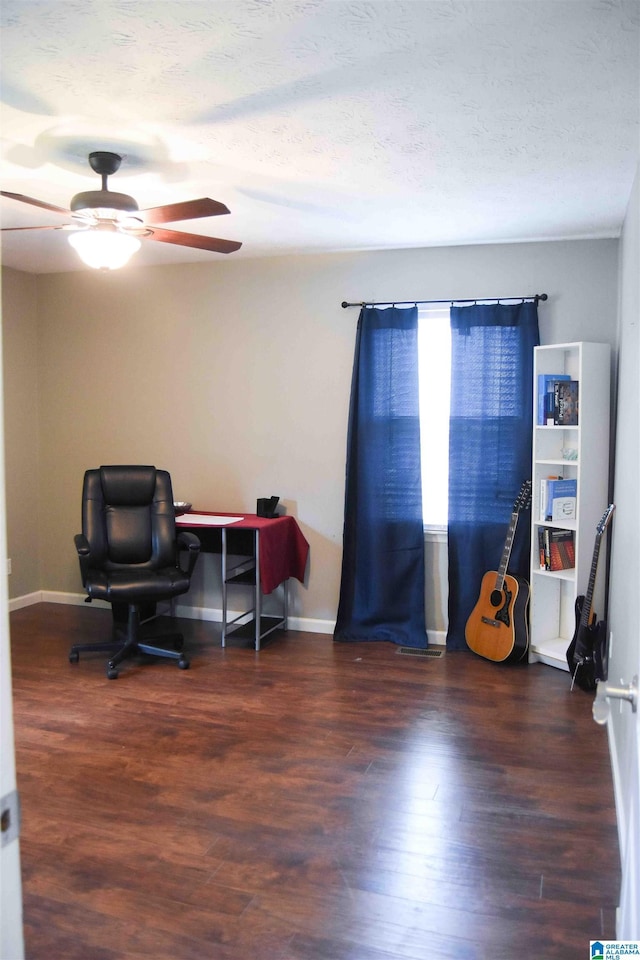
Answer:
[71,151,138,215]
[70,190,139,215]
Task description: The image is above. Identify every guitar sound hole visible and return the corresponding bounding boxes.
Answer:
[490,590,503,607]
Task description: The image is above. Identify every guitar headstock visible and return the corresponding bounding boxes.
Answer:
[514,480,532,513]
[597,503,615,535]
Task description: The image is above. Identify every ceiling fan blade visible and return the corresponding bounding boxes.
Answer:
[138,198,230,224]
[145,226,242,254]
[1,224,69,232]
[1,190,71,216]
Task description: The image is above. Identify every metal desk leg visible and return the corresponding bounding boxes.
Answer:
[283,578,289,630]
[221,526,227,648]
[255,530,261,651]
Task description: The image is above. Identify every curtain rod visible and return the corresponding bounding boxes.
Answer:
[341,293,547,308]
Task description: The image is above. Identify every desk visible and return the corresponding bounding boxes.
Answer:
[176,512,309,650]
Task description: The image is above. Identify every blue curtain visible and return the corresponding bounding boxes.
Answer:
[447,301,539,650]
[335,305,427,647]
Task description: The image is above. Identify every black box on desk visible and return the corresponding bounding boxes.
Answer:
[257,496,279,518]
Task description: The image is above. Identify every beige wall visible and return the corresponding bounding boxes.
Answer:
[2,237,620,630]
[2,269,40,598]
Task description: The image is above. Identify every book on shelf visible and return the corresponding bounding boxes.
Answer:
[548,528,575,571]
[550,475,577,522]
[539,477,577,521]
[537,527,575,571]
[538,527,549,569]
[539,476,558,522]
[553,380,579,425]
[551,493,576,522]
[537,373,570,425]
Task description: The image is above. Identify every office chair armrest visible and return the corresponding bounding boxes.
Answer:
[74,533,92,586]
[176,531,201,576]
[74,533,90,556]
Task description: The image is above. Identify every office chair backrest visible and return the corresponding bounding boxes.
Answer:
[83,465,177,571]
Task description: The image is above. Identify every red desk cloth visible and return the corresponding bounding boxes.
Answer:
[176,512,309,595]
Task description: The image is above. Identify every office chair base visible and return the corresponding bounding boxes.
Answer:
[69,639,121,663]
[106,636,190,679]
[107,646,191,680]
[69,605,191,678]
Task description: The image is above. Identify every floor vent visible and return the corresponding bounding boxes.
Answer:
[396,646,445,658]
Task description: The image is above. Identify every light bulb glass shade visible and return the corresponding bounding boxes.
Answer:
[68,229,141,269]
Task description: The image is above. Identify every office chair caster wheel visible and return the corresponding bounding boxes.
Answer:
[178,658,190,670]
[107,665,119,680]
[69,651,79,664]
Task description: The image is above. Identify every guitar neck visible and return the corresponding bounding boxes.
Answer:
[580,534,602,628]
[578,505,615,630]
[495,511,519,590]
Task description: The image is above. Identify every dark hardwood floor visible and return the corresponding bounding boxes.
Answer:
[10,603,619,960]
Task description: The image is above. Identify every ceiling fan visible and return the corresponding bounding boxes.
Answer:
[1,151,242,269]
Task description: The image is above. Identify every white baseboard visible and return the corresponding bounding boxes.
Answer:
[41,590,112,610]
[9,591,46,612]
[10,591,442,642]
[10,590,337,636]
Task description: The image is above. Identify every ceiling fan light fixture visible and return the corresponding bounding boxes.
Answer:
[2,150,242,264]
[68,226,141,270]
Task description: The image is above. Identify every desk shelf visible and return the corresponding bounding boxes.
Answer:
[225,557,256,586]
[223,615,286,648]
[222,527,288,651]
[226,570,256,586]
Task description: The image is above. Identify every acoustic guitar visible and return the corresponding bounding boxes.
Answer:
[566,504,615,692]
[465,481,532,663]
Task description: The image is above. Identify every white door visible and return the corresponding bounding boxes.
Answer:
[602,172,640,940]
[594,659,640,937]
[0,349,24,956]
[618,682,640,937]
[614,627,640,938]
[0,596,24,959]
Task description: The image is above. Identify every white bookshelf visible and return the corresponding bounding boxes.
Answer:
[529,342,610,671]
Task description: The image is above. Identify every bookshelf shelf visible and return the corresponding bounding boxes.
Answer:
[533,566,576,582]
[529,342,610,671]
[540,520,578,531]
[531,635,571,671]
[537,424,577,431]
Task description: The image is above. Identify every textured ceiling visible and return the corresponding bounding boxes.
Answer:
[1,0,639,273]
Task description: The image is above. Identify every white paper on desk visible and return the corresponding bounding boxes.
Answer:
[177,514,244,525]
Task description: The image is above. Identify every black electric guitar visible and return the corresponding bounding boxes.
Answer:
[465,481,532,663]
[566,504,615,692]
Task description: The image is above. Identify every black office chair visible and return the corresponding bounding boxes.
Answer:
[69,465,201,679]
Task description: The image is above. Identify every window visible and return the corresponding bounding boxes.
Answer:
[418,304,451,529]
